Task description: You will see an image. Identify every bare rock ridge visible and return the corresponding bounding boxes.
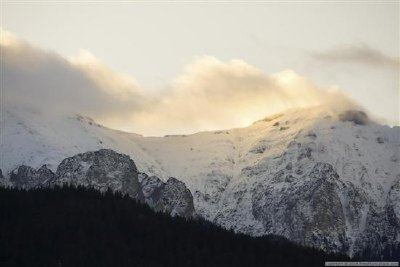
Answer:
[139,173,195,218]
[3,149,194,218]
[0,169,8,187]
[54,149,144,201]
[10,165,55,189]
[247,162,399,258]
[251,163,348,254]
[338,110,369,125]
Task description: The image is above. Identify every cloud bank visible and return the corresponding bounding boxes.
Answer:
[1,31,359,136]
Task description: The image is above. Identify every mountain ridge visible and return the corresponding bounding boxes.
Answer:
[1,105,399,257]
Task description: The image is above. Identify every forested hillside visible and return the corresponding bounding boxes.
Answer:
[0,186,349,267]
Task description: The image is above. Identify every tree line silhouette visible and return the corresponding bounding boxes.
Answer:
[0,185,350,267]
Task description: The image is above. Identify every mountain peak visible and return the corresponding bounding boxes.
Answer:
[253,105,372,128]
[338,110,369,125]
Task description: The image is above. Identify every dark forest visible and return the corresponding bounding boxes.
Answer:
[0,185,350,267]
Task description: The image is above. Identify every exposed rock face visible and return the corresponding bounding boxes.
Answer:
[10,165,54,189]
[388,179,400,227]
[138,173,194,218]
[54,149,144,201]
[161,177,195,218]
[214,160,399,258]
[139,173,164,206]
[3,150,195,218]
[0,169,8,187]
[250,163,348,254]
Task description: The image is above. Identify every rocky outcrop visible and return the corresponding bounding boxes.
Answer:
[250,163,348,254]
[161,177,195,218]
[139,173,164,206]
[53,149,144,201]
[0,169,8,187]
[3,150,195,218]
[338,110,369,125]
[387,178,400,228]
[213,160,399,258]
[139,173,194,218]
[10,165,54,189]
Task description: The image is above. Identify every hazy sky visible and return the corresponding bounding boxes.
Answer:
[1,1,399,135]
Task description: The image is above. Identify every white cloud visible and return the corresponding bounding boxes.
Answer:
[69,49,143,100]
[1,30,360,136]
[131,57,357,135]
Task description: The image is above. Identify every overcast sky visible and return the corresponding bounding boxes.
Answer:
[1,1,399,134]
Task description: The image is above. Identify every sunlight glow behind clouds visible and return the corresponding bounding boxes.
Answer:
[70,49,144,101]
[2,30,362,136]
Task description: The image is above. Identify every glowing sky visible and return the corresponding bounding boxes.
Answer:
[1,1,399,135]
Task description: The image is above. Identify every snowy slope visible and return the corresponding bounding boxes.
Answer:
[1,105,399,256]
[1,108,160,176]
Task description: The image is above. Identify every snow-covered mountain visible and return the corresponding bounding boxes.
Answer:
[1,106,399,257]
